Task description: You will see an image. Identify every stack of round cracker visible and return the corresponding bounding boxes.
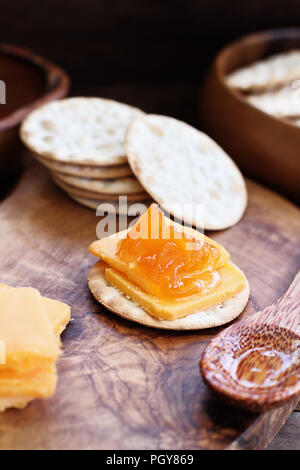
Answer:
[20,97,151,213]
[21,97,247,230]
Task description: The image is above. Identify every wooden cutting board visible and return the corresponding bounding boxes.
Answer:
[0,163,299,450]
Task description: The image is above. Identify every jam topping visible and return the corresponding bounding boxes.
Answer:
[116,205,222,299]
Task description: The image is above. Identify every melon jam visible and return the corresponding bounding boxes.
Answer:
[115,205,222,299]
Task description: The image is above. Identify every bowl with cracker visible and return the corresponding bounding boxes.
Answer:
[200,28,300,202]
[0,44,70,179]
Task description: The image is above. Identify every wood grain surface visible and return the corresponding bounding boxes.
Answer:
[0,163,299,450]
[267,412,300,450]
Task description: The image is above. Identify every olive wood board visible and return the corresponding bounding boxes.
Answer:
[0,164,299,450]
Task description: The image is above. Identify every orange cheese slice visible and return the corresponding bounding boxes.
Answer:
[0,364,57,398]
[0,283,71,336]
[0,284,70,409]
[0,287,60,373]
[39,297,70,336]
[105,261,246,320]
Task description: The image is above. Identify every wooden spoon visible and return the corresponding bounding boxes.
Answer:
[200,271,300,412]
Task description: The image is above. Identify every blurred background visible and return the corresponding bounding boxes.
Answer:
[1,0,300,202]
[1,0,300,125]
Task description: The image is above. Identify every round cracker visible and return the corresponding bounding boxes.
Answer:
[226,50,300,92]
[88,261,250,330]
[247,85,300,118]
[52,174,149,201]
[52,172,145,195]
[21,97,144,166]
[70,195,151,214]
[126,114,247,230]
[34,153,133,179]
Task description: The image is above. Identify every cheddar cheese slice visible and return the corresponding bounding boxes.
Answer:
[0,287,60,373]
[0,364,57,398]
[105,261,246,320]
[0,283,71,336]
[0,284,70,410]
[38,297,70,336]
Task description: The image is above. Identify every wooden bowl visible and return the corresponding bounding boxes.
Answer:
[0,44,70,178]
[200,28,300,202]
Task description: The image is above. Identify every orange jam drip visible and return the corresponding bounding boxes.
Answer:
[116,205,221,299]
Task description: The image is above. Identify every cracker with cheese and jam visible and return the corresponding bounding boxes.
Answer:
[88,204,249,330]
